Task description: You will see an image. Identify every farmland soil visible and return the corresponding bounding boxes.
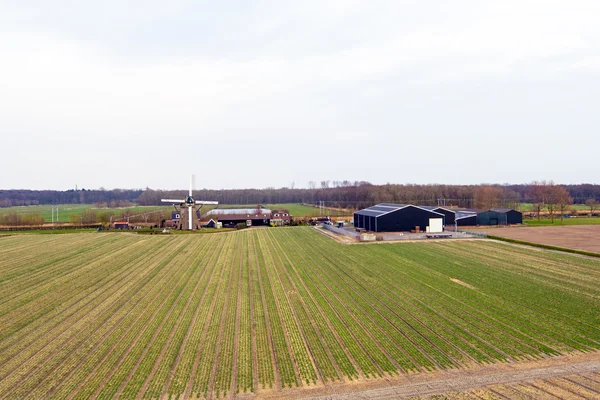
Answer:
[256,351,600,399]
[468,225,600,254]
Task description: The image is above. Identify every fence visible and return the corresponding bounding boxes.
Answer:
[0,224,102,231]
[458,230,488,238]
[322,224,360,239]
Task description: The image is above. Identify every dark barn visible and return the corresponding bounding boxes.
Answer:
[477,208,522,225]
[456,212,477,226]
[432,207,456,225]
[354,204,445,232]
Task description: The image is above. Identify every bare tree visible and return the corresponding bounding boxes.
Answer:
[544,182,558,224]
[308,181,316,190]
[555,186,573,225]
[474,185,502,210]
[585,198,598,216]
[320,180,330,189]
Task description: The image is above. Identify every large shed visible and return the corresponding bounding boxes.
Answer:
[354,203,445,232]
[432,207,456,225]
[477,208,522,225]
[455,212,477,226]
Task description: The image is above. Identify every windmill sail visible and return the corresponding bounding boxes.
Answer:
[161,174,218,230]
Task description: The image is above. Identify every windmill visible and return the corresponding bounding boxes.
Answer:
[161,175,218,230]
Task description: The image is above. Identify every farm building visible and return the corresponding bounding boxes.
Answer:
[271,209,291,226]
[354,203,445,232]
[456,212,477,226]
[426,207,457,225]
[205,208,272,227]
[199,219,222,228]
[477,208,523,225]
[416,206,481,227]
[113,221,129,229]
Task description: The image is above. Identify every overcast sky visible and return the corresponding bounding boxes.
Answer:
[1,1,599,190]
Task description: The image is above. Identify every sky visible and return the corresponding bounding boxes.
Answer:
[1,1,599,190]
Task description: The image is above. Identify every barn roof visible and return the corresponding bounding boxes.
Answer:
[211,213,271,221]
[207,208,271,215]
[432,207,457,213]
[455,212,477,220]
[355,203,444,218]
[489,208,516,213]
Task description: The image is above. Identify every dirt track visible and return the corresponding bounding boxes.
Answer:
[253,352,600,399]
[468,225,600,254]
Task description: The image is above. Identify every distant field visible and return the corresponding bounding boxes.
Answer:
[524,217,600,226]
[0,203,348,223]
[0,204,172,223]
[216,203,348,217]
[1,228,599,398]
[518,203,589,212]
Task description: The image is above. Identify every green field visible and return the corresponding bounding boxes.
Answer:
[216,203,349,217]
[518,203,590,212]
[524,217,600,226]
[0,204,172,223]
[0,203,348,224]
[0,228,599,398]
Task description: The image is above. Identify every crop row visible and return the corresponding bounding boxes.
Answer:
[1,228,599,398]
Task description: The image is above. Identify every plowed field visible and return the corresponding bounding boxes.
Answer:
[472,225,600,254]
[0,228,599,399]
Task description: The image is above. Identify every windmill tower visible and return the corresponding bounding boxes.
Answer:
[161,175,218,230]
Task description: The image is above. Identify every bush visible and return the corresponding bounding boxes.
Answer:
[236,222,248,230]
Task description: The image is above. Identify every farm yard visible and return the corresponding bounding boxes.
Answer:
[0,228,599,399]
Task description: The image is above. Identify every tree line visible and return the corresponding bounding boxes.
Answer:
[1,183,599,212]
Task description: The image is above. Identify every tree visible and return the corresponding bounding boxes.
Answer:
[544,182,558,224]
[585,199,598,216]
[69,214,80,225]
[554,186,573,225]
[308,181,316,190]
[530,181,547,221]
[474,185,503,210]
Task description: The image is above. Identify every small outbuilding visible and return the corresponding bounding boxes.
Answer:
[200,219,217,228]
[114,221,129,229]
[354,203,445,232]
[477,208,522,225]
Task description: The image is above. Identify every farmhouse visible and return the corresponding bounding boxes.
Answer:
[205,207,272,227]
[271,209,291,226]
[477,208,523,225]
[354,203,445,232]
